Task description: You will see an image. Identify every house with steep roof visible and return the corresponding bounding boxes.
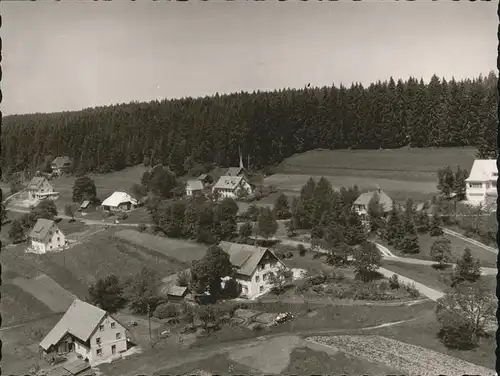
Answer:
[51,156,73,175]
[218,241,288,299]
[29,218,67,254]
[466,159,498,206]
[212,175,253,200]
[40,300,129,364]
[101,192,137,212]
[186,179,204,197]
[27,176,58,201]
[352,188,393,218]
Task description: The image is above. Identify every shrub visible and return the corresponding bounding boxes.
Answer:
[286,251,293,259]
[311,285,324,294]
[154,303,179,319]
[138,223,147,232]
[309,274,327,286]
[295,279,310,293]
[378,280,390,293]
[275,251,285,259]
[403,283,420,298]
[121,213,129,220]
[389,274,400,290]
[438,320,479,350]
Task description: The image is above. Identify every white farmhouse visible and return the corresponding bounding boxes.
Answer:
[212,176,253,200]
[465,160,498,206]
[101,191,138,212]
[352,188,393,218]
[40,299,129,364]
[27,176,59,201]
[186,179,204,197]
[219,241,289,299]
[28,218,66,254]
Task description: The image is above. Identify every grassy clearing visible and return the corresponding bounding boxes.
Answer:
[265,147,476,203]
[154,354,257,376]
[2,230,187,299]
[11,274,77,313]
[2,314,63,375]
[275,147,476,181]
[284,345,402,375]
[380,233,497,268]
[193,300,436,348]
[383,260,496,294]
[369,312,496,370]
[1,283,54,326]
[114,229,208,263]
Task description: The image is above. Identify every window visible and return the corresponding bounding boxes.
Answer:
[259,286,264,292]
[493,172,498,177]
[111,345,116,355]
[57,237,60,241]
[259,264,265,271]
[469,183,482,189]
[97,349,102,356]
[263,273,268,281]
[116,332,121,340]
[96,337,101,345]
[255,276,260,283]
[99,325,104,332]
[111,322,116,329]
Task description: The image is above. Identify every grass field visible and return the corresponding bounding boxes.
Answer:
[2,314,64,375]
[0,283,55,326]
[114,229,208,263]
[382,260,496,294]
[370,312,496,370]
[266,147,477,202]
[2,229,188,299]
[379,233,497,268]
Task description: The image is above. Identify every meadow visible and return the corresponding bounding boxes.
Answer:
[265,147,477,202]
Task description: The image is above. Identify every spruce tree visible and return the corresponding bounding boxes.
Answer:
[400,210,420,254]
[430,212,444,236]
[453,248,482,286]
[385,204,403,246]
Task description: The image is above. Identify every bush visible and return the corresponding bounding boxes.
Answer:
[403,283,420,298]
[154,303,179,319]
[286,251,293,259]
[295,279,311,293]
[121,213,129,220]
[350,281,393,301]
[378,280,390,293]
[309,274,327,286]
[311,285,324,294]
[389,274,400,290]
[138,223,147,232]
[438,322,479,350]
[275,251,285,259]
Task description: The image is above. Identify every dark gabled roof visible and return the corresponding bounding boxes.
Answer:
[218,241,284,276]
[29,218,57,240]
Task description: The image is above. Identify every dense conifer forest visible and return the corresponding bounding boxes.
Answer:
[2,72,497,177]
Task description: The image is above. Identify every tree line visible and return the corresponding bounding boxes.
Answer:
[2,72,497,179]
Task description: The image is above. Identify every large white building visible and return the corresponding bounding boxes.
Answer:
[212,175,253,200]
[219,241,289,299]
[40,299,129,364]
[465,160,498,206]
[27,176,59,201]
[28,218,67,254]
[101,191,138,212]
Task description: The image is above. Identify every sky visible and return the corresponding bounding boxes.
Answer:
[2,0,498,115]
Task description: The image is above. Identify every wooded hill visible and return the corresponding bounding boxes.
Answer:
[2,72,497,177]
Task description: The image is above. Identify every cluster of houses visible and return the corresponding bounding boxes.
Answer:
[186,158,254,200]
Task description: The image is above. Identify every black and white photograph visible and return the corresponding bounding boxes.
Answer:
[1,1,498,375]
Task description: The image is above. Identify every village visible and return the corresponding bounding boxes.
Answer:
[1,151,497,376]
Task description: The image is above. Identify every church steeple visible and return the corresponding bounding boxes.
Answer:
[239,146,244,169]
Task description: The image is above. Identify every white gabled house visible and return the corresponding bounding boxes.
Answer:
[28,218,67,254]
[218,241,289,299]
[186,179,204,197]
[212,176,253,200]
[352,188,393,218]
[51,156,73,175]
[27,176,59,201]
[101,192,138,212]
[40,300,129,365]
[465,159,498,206]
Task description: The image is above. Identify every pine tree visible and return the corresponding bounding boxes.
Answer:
[453,248,482,286]
[430,237,452,267]
[385,204,403,246]
[430,212,444,236]
[437,166,456,199]
[273,193,291,220]
[415,210,430,233]
[257,207,278,240]
[399,209,420,254]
